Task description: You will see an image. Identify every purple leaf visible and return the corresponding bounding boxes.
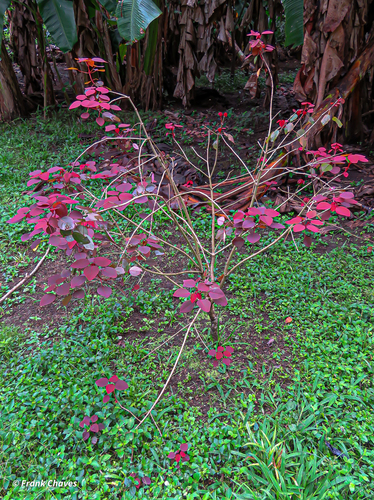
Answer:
[40,294,56,307]
[103,395,110,403]
[115,380,129,391]
[98,423,105,431]
[71,275,86,288]
[168,452,176,459]
[101,267,117,278]
[90,423,99,433]
[197,283,210,292]
[129,266,142,276]
[209,288,224,300]
[247,233,261,244]
[79,416,90,427]
[49,235,65,246]
[55,283,71,296]
[91,436,98,444]
[222,358,231,366]
[73,289,85,299]
[97,286,112,298]
[183,279,196,288]
[197,299,211,312]
[71,259,89,269]
[95,377,109,387]
[208,349,216,356]
[212,296,228,307]
[83,430,90,441]
[233,237,245,249]
[180,301,194,313]
[173,288,190,298]
[90,415,98,423]
[142,477,151,485]
[182,454,190,462]
[180,443,188,452]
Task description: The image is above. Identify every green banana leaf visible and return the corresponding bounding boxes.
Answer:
[116,0,162,43]
[282,0,304,47]
[0,0,11,51]
[36,0,77,52]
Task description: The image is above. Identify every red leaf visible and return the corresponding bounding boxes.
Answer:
[260,215,273,226]
[293,224,305,233]
[335,206,351,217]
[103,395,110,403]
[190,292,202,303]
[109,375,119,382]
[71,259,89,269]
[94,257,111,267]
[304,234,312,247]
[106,384,115,394]
[306,224,320,233]
[84,265,100,281]
[90,423,99,433]
[217,346,225,352]
[216,352,223,360]
[40,294,56,307]
[96,117,105,127]
[306,210,317,218]
[97,286,112,298]
[69,101,81,109]
[316,202,331,210]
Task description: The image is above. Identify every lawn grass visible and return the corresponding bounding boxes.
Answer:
[0,112,374,499]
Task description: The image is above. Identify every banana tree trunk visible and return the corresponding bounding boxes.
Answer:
[294,0,374,141]
[10,0,42,94]
[0,40,26,120]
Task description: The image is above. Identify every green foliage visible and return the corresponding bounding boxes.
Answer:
[282,0,304,47]
[1,114,374,499]
[36,0,77,52]
[116,0,162,42]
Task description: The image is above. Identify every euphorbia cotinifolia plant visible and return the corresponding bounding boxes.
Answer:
[7,37,367,481]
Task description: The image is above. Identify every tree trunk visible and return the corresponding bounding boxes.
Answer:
[10,0,42,94]
[294,0,374,142]
[0,40,26,121]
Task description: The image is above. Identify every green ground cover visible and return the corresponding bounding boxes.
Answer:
[0,113,374,499]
